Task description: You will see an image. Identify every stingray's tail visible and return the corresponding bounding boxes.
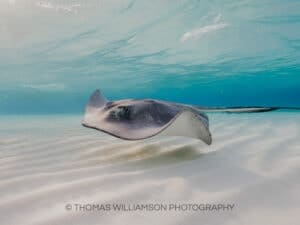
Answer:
[194,106,300,113]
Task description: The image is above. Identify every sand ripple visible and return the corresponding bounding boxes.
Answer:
[0,113,299,225]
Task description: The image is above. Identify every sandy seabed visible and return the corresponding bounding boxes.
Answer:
[0,112,299,225]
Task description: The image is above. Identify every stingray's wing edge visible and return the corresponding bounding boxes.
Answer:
[157,110,212,145]
[85,89,108,112]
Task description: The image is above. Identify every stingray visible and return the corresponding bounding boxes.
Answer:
[82,90,281,145]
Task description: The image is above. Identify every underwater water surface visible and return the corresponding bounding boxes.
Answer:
[1,0,300,114]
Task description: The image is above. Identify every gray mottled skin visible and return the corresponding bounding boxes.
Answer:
[82,90,212,144]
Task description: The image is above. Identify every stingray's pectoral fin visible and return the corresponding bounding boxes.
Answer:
[159,110,212,145]
[85,89,108,113]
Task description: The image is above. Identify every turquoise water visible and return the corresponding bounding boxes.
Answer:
[1,0,300,114]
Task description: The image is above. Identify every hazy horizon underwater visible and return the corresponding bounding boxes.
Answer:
[1,1,300,225]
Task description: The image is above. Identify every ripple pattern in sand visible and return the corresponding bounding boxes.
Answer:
[0,113,299,225]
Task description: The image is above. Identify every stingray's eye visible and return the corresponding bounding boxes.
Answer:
[117,106,131,119]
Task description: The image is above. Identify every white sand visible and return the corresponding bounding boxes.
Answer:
[0,112,299,225]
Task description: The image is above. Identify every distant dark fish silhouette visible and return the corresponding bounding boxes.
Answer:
[82,90,297,145]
